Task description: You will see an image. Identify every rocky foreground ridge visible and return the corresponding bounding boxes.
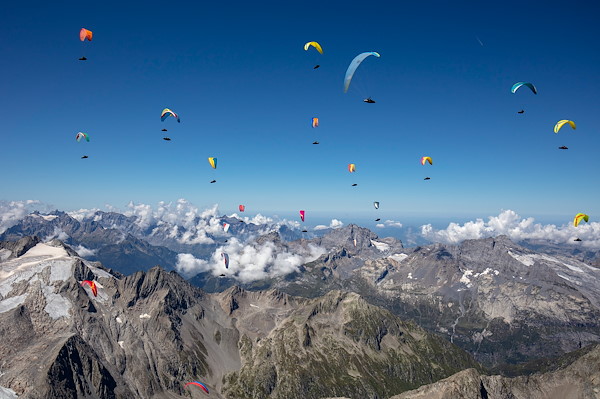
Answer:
[0,237,480,399]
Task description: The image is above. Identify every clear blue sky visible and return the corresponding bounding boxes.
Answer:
[2,0,599,226]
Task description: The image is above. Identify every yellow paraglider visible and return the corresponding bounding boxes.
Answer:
[574,213,589,227]
[304,41,323,54]
[208,157,217,169]
[554,120,576,134]
[421,156,433,165]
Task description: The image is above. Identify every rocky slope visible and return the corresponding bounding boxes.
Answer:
[0,238,479,398]
[240,230,600,372]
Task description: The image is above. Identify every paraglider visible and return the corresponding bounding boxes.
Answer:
[312,141,319,145]
[222,253,230,269]
[239,205,245,212]
[302,229,308,233]
[511,82,537,95]
[554,120,576,134]
[223,223,230,233]
[161,128,168,132]
[574,238,582,242]
[81,155,88,159]
[424,177,431,180]
[364,98,376,103]
[79,28,92,60]
[161,108,180,123]
[348,163,356,173]
[373,202,379,209]
[210,180,216,183]
[312,117,319,128]
[163,137,171,141]
[375,218,381,222]
[304,41,323,54]
[184,381,209,394]
[574,213,589,227]
[421,156,433,165]
[299,210,305,222]
[517,110,525,114]
[304,41,323,69]
[351,183,358,186]
[208,157,217,169]
[344,52,380,93]
[76,132,89,142]
[559,146,568,150]
[353,238,357,248]
[81,280,97,297]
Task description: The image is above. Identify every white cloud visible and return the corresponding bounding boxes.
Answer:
[68,208,101,222]
[375,220,403,228]
[0,200,41,234]
[74,245,96,257]
[175,238,326,282]
[314,219,344,231]
[421,210,600,248]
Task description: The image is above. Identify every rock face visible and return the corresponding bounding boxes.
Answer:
[0,238,479,399]
[390,344,600,399]
[220,289,479,399]
[262,234,600,372]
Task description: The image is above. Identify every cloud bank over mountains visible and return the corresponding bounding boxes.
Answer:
[2,200,600,257]
[421,210,600,247]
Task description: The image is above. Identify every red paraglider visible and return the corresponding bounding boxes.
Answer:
[81,280,97,297]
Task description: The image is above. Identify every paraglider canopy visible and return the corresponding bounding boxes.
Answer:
[79,28,93,41]
[184,381,209,394]
[76,132,89,142]
[81,280,97,297]
[421,156,433,165]
[222,253,230,269]
[239,205,245,212]
[312,117,319,128]
[558,146,568,150]
[299,210,305,222]
[511,82,537,95]
[574,213,589,227]
[373,201,379,209]
[364,98,376,103]
[348,163,356,173]
[163,137,171,141]
[554,120,576,134]
[304,41,323,54]
[208,157,217,169]
[343,51,380,93]
[161,108,180,123]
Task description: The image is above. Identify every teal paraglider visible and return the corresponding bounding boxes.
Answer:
[343,52,380,93]
[511,82,537,95]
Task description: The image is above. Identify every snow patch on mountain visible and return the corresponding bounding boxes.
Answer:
[0,294,27,314]
[370,240,390,251]
[508,251,535,266]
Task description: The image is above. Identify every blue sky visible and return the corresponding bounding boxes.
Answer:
[2,0,599,228]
